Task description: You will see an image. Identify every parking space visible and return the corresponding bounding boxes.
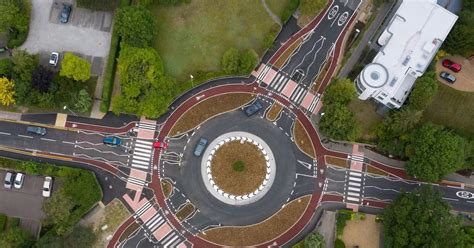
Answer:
[0,170,46,220]
[21,0,112,75]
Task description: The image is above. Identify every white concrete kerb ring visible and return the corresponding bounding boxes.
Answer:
[201,131,276,205]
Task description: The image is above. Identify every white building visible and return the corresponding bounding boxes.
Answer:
[355,0,458,109]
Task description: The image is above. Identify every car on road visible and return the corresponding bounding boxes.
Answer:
[103,136,122,146]
[153,141,168,149]
[42,176,53,197]
[439,71,456,84]
[27,126,47,136]
[442,59,461,72]
[49,52,59,66]
[243,100,263,117]
[14,173,25,189]
[194,138,208,157]
[59,4,72,23]
[4,172,15,189]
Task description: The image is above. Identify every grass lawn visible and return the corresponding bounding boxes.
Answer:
[265,0,293,19]
[422,82,474,136]
[348,98,382,141]
[151,0,277,81]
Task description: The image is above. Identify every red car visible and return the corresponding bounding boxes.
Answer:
[442,59,461,72]
[153,141,168,149]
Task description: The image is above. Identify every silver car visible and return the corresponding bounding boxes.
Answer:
[193,138,208,157]
[14,173,25,189]
[4,172,14,189]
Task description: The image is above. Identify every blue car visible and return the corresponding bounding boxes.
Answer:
[103,136,122,146]
[243,100,263,116]
[193,138,208,157]
[60,4,72,23]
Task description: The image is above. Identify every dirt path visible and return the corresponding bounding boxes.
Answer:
[260,0,282,26]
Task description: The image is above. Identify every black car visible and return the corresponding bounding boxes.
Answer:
[439,71,456,84]
[243,100,263,116]
[59,4,72,23]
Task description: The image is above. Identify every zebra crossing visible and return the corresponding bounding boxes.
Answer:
[348,154,365,163]
[344,170,364,204]
[135,122,157,132]
[269,72,291,92]
[289,85,307,105]
[130,139,153,172]
[158,231,186,247]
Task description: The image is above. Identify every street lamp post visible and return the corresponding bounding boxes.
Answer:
[63,105,77,116]
[190,74,194,87]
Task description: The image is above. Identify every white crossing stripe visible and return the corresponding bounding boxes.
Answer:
[348,181,361,187]
[146,214,165,232]
[346,196,360,202]
[162,233,180,247]
[133,155,150,162]
[347,191,360,197]
[349,171,362,177]
[135,143,152,149]
[135,202,152,217]
[127,177,146,186]
[170,239,184,248]
[133,151,151,158]
[135,139,153,146]
[349,176,362,182]
[131,163,149,170]
[348,186,361,192]
[134,147,152,154]
[132,159,149,166]
[138,123,156,130]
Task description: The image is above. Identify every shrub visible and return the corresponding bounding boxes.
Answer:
[9,217,20,228]
[115,6,156,47]
[232,161,245,172]
[281,0,300,23]
[336,210,353,236]
[263,24,280,49]
[0,58,13,77]
[60,53,91,82]
[0,214,7,232]
[335,238,346,248]
[221,48,240,74]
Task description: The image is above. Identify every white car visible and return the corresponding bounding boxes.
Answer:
[42,176,53,197]
[49,52,59,66]
[14,173,24,189]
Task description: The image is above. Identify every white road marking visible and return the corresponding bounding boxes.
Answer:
[134,143,151,149]
[349,176,362,182]
[41,138,56,142]
[18,135,33,139]
[134,147,152,154]
[62,141,75,144]
[364,186,400,193]
[0,132,11,135]
[346,196,360,202]
[348,186,361,192]
[348,181,361,187]
[442,197,459,202]
[349,171,362,177]
[347,192,360,197]
[135,139,153,146]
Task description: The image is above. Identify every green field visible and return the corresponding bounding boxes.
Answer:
[151,0,278,81]
[348,98,382,141]
[422,82,474,135]
[266,0,293,19]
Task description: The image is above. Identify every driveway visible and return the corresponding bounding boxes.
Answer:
[21,0,112,74]
[0,170,46,220]
[436,55,474,92]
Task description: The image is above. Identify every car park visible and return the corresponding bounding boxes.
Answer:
[103,136,122,146]
[14,173,25,189]
[27,126,47,136]
[42,176,53,197]
[442,59,461,72]
[243,100,263,116]
[4,172,15,189]
[153,141,168,149]
[49,52,59,66]
[59,4,72,23]
[440,71,456,84]
[194,138,208,157]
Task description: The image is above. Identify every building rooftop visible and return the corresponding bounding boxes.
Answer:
[356,0,458,108]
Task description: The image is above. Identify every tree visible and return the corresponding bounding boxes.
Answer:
[323,78,356,105]
[11,49,37,82]
[319,103,360,141]
[304,232,325,248]
[406,72,438,111]
[43,190,74,235]
[239,49,259,74]
[382,186,462,248]
[74,89,92,113]
[32,66,55,93]
[0,77,16,106]
[443,8,474,56]
[60,53,91,82]
[406,123,466,182]
[0,226,32,248]
[115,6,156,47]
[221,48,240,74]
[64,225,97,248]
[0,58,13,77]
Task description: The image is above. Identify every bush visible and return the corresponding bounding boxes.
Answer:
[60,53,91,82]
[0,59,13,77]
[9,218,20,228]
[0,214,7,232]
[115,6,156,47]
[232,161,245,172]
[281,0,300,23]
[0,0,31,48]
[263,24,280,49]
[334,238,346,248]
[100,21,121,112]
[336,210,353,236]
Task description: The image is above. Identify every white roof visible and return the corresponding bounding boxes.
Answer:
[357,0,458,108]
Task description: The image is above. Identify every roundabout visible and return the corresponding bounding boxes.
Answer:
[202,131,276,205]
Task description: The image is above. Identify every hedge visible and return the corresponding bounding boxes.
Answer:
[281,0,300,23]
[0,214,7,233]
[100,0,131,113]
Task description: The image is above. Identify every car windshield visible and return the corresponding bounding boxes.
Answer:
[43,187,49,191]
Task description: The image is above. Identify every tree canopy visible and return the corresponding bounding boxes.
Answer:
[0,0,30,47]
[113,45,176,118]
[60,53,91,82]
[304,232,325,248]
[323,78,356,105]
[32,66,55,93]
[443,3,474,56]
[382,186,462,248]
[406,123,466,182]
[115,6,156,47]
[319,103,360,141]
[406,71,438,111]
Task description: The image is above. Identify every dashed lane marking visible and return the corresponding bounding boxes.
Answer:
[41,138,56,142]
[0,132,11,135]
[18,135,33,139]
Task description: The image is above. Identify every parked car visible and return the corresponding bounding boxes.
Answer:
[103,136,122,146]
[49,52,59,66]
[193,138,208,157]
[440,71,456,84]
[14,173,25,189]
[0,47,7,53]
[442,59,461,72]
[153,141,168,149]
[27,126,47,136]
[59,4,72,23]
[42,176,53,197]
[243,100,263,116]
[4,172,15,189]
